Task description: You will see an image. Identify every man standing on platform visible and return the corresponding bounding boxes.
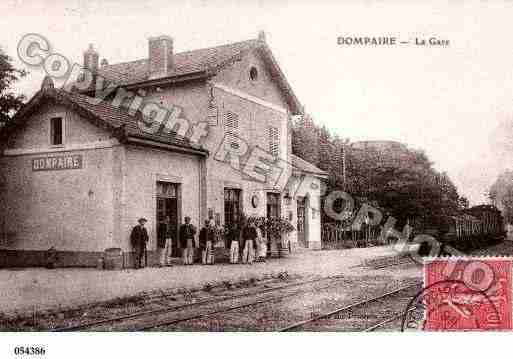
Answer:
[199,220,216,264]
[228,220,241,264]
[130,218,149,269]
[158,216,174,267]
[179,216,197,265]
[242,219,257,264]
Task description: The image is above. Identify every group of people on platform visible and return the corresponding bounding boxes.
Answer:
[225,217,267,264]
[130,215,268,269]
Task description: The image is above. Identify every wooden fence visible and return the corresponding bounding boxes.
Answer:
[321,223,384,249]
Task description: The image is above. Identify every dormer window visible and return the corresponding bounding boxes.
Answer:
[50,117,63,146]
[249,66,258,81]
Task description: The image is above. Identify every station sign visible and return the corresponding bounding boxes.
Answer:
[32,154,83,171]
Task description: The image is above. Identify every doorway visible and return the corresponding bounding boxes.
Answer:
[156,182,180,257]
[224,188,242,247]
[297,196,308,247]
[266,192,281,219]
[224,188,242,227]
[266,192,282,255]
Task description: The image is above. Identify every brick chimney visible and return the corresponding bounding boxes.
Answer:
[148,35,174,79]
[83,44,99,72]
[41,75,54,91]
[258,30,266,43]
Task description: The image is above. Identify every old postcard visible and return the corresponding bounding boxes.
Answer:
[1,0,513,357]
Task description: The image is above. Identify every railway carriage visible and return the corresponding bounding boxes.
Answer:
[420,205,505,252]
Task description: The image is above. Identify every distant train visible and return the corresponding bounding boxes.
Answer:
[421,205,505,252]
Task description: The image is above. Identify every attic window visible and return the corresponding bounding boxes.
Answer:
[249,67,258,81]
[50,117,63,146]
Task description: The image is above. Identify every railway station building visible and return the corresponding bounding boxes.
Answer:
[0,32,328,267]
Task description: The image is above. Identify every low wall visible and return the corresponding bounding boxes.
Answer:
[0,249,102,268]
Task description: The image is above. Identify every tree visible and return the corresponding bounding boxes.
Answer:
[458,196,469,210]
[0,47,26,126]
[291,114,319,166]
[291,114,464,229]
[489,171,513,224]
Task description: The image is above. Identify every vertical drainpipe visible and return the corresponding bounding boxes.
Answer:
[110,147,116,251]
[114,144,126,249]
[114,135,127,267]
[199,155,208,226]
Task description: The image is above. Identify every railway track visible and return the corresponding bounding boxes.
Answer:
[56,275,419,331]
[362,254,416,270]
[54,275,348,331]
[372,256,415,269]
[52,259,421,332]
[279,283,421,332]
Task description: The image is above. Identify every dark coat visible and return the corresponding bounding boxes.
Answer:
[227,226,241,247]
[242,226,258,250]
[130,225,149,249]
[199,227,215,250]
[179,223,197,249]
[158,223,174,248]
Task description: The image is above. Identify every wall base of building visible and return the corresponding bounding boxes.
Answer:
[123,250,161,268]
[289,241,321,251]
[0,249,162,269]
[0,249,103,268]
[0,242,315,268]
[307,241,322,250]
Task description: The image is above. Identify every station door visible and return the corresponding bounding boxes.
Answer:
[156,182,180,257]
[297,196,308,247]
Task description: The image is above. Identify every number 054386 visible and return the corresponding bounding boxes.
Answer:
[14,346,46,355]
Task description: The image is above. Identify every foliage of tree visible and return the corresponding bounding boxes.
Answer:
[291,114,466,229]
[291,114,319,166]
[0,47,26,126]
[489,171,513,224]
[458,196,470,210]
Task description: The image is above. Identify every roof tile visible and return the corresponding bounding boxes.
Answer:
[97,39,259,86]
[7,88,205,154]
[291,154,328,177]
[61,90,203,151]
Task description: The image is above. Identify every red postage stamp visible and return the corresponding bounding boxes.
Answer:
[422,257,512,331]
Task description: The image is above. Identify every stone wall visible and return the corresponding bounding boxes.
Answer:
[0,103,119,267]
[120,145,202,253]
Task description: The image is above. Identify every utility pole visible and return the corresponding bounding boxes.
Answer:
[336,138,350,191]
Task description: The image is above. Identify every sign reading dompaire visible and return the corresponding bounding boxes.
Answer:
[32,155,83,171]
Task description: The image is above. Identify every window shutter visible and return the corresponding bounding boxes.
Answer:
[268,126,280,157]
[208,103,218,126]
[224,111,239,133]
[224,111,241,150]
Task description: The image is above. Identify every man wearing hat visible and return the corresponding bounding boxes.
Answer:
[130,218,149,269]
[199,219,216,265]
[179,216,197,265]
[158,216,174,267]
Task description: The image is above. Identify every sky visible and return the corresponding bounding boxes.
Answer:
[2,0,513,205]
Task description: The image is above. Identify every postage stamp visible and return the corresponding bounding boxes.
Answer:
[411,257,513,331]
